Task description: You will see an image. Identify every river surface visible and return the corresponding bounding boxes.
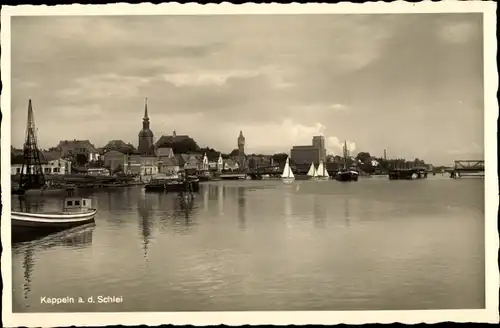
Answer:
[10,176,485,312]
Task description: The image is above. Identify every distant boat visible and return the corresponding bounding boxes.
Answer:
[306,162,317,180]
[335,140,359,182]
[281,157,295,184]
[11,196,97,234]
[316,161,330,180]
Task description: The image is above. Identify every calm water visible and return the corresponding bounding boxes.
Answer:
[11,176,485,312]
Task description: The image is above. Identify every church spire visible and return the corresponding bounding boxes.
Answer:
[144,97,149,120]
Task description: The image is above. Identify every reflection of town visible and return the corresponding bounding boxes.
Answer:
[15,224,95,301]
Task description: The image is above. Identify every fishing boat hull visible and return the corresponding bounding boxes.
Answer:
[335,171,359,182]
[11,209,97,234]
[144,179,200,193]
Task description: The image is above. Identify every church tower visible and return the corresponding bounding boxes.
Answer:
[237,130,246,168]
[138,97,154,155]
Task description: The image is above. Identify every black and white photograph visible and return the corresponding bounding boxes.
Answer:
[1,2,498,327]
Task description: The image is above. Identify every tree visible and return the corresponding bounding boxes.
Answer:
[248,157,257,169]
[75,153,88,166]
[229,149,240,157]
[272,153,289,165]
[159,138,200,154]
[355,152,374,173]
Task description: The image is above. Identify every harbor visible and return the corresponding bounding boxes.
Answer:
[11,177,485,312]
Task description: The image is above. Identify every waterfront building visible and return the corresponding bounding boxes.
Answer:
[312,136,326,163]
[223,159,240,171]
[56,139,100,162]
[157,147,174,159]
[155,130,191,148]
[11,157,72,176]
[103,140,136,154]
[158,157,180,175]
[290,145,320,165]
[103,150,129,173]
[138,97,155,156]
[201,153,209,171]
[237,130,246,169]
[290,135,326,165]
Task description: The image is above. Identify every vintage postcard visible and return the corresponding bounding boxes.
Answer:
[1,1,498,327]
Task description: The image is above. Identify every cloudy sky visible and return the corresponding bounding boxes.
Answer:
[11,13,484,165]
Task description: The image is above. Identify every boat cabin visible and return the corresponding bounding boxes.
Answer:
[63,197,93,212]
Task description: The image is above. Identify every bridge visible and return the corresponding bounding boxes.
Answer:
[451,160,484,178]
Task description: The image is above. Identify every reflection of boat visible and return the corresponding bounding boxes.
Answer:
[281,157,295,184]
[315,161,330,181]
[11,196,97,235]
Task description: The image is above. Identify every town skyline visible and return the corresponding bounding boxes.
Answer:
[11,14,484,165]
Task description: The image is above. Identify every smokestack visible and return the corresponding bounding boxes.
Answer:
[384,149,387,160]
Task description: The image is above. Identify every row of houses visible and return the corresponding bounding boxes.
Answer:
[103,149,243,176]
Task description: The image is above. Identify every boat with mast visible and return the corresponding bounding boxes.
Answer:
[335,140,359,182]
[13,99,76,196]
[315,160,330,180]
[281,157,295,184]
[306,162,317,180]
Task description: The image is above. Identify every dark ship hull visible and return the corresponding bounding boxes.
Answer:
[335,171,359,182]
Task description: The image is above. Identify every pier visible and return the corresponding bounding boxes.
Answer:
[450,160,484,178]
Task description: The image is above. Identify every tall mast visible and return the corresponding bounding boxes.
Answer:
[19,99,45,190]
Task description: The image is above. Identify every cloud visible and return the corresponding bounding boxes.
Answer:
[10,14,484,165]
[437,21,478,45]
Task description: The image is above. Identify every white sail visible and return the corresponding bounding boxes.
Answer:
[307,163,316,176]
[281,157,295,179]
[317,161,325,177]
[323,162,330,177]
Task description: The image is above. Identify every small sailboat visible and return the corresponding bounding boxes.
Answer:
[281,157,295,184]
[316,160,330,180]
[11,196,97,234]
[306,162,317,180]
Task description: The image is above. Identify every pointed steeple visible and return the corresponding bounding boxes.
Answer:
[144,97,149,120]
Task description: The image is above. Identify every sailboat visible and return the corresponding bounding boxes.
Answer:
[281,157,295,184]
[306,162,317,180]
[335,140,359,182]
[316,160,330,180]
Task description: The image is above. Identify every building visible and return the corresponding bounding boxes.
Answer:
[290,145,320,165]
[103,140,136,154]
[157,147,174,159]
[223,159,239,171]
[103,150,128,173]
[312,135,326,163]
[56,139,100,162]
[237,130,246,168]
[155,130,191,148]
[290,135,326,165]
[11,158,71,176]
[138,98,155,155]
[158,157,180,175]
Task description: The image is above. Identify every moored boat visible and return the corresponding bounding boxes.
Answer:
[11,196,97,235]
[145,176,200,193]
[335,140,358,182]
[306,162,317,180]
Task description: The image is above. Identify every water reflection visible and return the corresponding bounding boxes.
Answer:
[344,197,350,227]
[313,194,326,228]
[137,193,153,262]
[237,187,246,230]
[154,192,198,234]
[283,188,293,226]
[15,224,95,301]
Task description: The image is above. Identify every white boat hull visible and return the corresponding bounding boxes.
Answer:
[11,209,97,229]
[282,178,295,184]
[316,176,330,181]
